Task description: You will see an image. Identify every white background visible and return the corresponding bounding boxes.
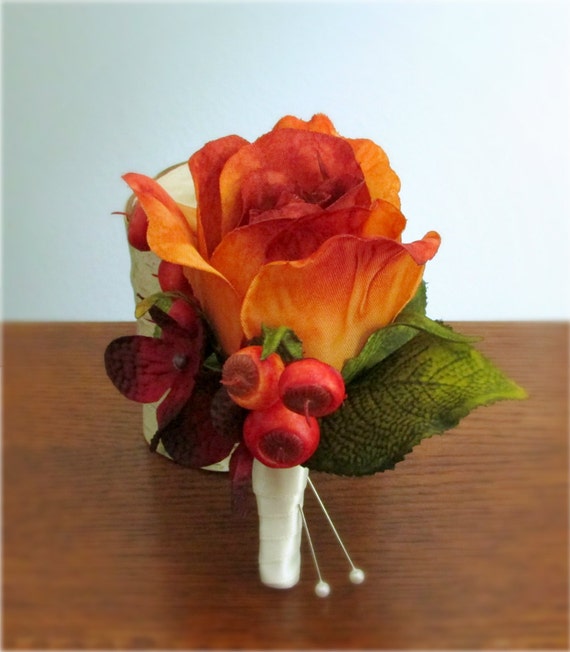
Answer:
[3,0,569,322]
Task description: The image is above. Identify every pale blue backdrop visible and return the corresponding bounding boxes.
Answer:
[3,1,569,321]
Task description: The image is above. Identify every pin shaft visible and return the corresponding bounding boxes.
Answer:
[307,476,360,573]
[298,505,330,597]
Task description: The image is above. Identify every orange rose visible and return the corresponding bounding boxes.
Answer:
[124,114,440,370]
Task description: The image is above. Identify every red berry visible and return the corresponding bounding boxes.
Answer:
[279,358,346,418]
[158,260,193,295]
[127,203,150,251]
[243,401,320,469]
[222,346,284,411]
[167,299,198,332]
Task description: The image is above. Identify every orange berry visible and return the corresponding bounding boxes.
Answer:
[222,346,284,411]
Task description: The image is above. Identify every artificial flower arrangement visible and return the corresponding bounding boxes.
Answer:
[105,114,526,594]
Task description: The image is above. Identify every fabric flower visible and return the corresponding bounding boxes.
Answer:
[123,114,440,370]
[151,374,244,471]
[104,305,204,427]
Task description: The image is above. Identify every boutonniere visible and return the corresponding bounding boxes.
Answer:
[105,114,526,594]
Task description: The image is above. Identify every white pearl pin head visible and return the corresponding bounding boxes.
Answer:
[349,568,365,584]
[315,580,331,598]
[300,477,366,598]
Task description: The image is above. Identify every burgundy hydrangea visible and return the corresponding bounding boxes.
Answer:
[105,304,253,507]
[104,304,204,428]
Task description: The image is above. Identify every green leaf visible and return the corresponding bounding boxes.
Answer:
[341,283,427,382]
[341,281,478,383]
[396,315,479,345]
[399,280,427,318]
[307,332,527,476]
[394,281,477,342]
[203,351,223,373]
[261,324,304,362]
[135,291,189,320]
[341,324,419,383]
[342,318,476,384]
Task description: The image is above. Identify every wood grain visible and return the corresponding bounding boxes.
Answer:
[3,321,568,649]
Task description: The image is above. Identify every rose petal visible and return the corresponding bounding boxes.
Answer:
[239,167,368,224]
[241,232,441,370]
[210,218,295,299]
[346,138,401,209]
[124,174,244,353]
[123,172,194,252]
[123,173,227,282]
[210,204,406,300]
[360,199,407,240]
[290,201,406,252]
[247,200,325,224]
[273,115,401,209]
[183,267,245,355]
[272,113,339,135]
[189,134,249,257]
[155,162,198,229]
[238,168,324,224]
[325,180,371,212]
[219,129,366,237]
[104,336,179,402]
[403,230,441,264]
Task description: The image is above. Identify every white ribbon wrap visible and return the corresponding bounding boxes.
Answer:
[252,460,308,589]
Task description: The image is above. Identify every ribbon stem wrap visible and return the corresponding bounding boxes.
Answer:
[252,460,309,589]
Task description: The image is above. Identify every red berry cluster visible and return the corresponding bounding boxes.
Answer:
[124,202,196,329]
[222,346,346,469]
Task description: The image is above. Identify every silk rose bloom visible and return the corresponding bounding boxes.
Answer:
[124,114,440,371]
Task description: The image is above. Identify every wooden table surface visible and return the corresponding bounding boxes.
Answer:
[3,321,568,650]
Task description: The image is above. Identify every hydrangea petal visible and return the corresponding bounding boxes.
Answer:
[104,336,179,402]
[156,374,240,468]
[156,375,197,428]
[241,232,441,370]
